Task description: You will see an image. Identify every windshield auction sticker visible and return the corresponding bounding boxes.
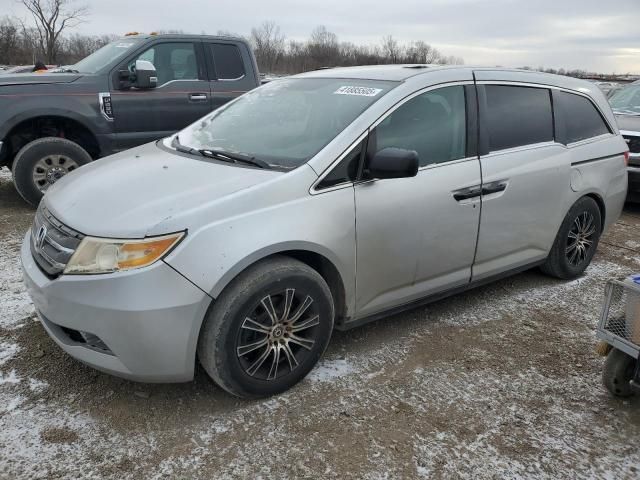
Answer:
[334,86,383,97]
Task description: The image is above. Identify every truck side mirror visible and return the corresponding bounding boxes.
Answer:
[134,60,157,89]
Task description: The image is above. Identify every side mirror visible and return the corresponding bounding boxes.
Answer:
[367,147,419,179]
[133,60,157,89]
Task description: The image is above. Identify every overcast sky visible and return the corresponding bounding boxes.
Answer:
[3,0,639,73]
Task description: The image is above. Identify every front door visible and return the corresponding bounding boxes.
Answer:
[110,41,212,151]
[355,83,482,318]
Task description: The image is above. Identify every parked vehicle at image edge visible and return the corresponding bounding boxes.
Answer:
[609,81,640,201]
[21,65,628,398]
[0,65,58,75]
[0,33,260,206]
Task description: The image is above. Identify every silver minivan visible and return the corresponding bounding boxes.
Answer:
[22,65,628,398]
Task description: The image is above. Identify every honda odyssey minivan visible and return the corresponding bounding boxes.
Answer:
[22,65,628,398]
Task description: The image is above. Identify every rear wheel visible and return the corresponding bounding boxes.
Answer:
[197,256,335,398]
[12,137,92,207]
[541,197,601,279]
[603,348,636,397]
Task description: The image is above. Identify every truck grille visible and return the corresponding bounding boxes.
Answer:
[30,204,84,277]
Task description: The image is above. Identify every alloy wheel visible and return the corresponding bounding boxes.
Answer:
[236,288,320,381]
[566,211,596,266]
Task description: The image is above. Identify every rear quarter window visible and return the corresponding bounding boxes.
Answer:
[484,85,554,152]
[555,91,611,144]
[210,43,245,80]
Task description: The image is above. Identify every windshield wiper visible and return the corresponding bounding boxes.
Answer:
[198,148,270,169]
[171,136,270,169]
[53,67,80,73]
[171,135,203,156]
[614,108,640,116]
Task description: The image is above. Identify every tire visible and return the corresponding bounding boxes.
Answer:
[12,137,92,207]
[197,256,335,398]
[603,348,636,397]
[541,197,602,280]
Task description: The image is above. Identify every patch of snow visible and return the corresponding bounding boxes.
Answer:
[29,378,48,392]
[0,369,20,385]
[0,341,20,365]
[0,239,34,330]
[307,357,356,382]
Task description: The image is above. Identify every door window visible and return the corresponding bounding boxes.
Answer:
[555,91,611,144]
[129,42,198,86]
[371,86,467,167]
[210,43,245,80]
[484,85,553,151]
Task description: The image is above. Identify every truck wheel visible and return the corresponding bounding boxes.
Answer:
[197,256,334,398]
[12,137,92,207]
[541,197,601,279]
[603,348,636,397]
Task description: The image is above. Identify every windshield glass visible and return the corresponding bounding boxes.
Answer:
[178,77,398,169]
[609,84,640,115]
[71,38,144,74]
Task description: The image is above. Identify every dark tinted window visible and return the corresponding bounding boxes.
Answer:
[129,43,198,85]
[485,85,553,151]
[317,142,362,189]
[211,43,245,79]
[556,91,610,143]
[372,86,466,167]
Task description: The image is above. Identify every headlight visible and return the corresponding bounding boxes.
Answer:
[64,232,185,275]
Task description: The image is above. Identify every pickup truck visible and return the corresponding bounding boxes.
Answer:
[0,33,260,206]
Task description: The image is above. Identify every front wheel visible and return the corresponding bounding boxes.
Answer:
[541,197,602,279]
[198,256,335,398]
[12,137,92,207]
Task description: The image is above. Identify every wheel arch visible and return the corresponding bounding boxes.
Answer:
[2,113,101,168]
[583,192,606,232]
[208,245,350,326]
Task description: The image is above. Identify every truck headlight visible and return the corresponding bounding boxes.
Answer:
[63,232,185,275]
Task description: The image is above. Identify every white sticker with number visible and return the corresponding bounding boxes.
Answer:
[334,86,383,97]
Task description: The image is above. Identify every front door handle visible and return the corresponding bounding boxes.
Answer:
[482,181,508,196]
[452,185,482,201]
[189,93,208,101]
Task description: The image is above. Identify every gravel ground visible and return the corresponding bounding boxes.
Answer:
[1,166,640,479]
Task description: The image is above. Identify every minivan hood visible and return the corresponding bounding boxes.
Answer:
[615,113,640,133]
[0,72,81,86]
[44,142,282,238]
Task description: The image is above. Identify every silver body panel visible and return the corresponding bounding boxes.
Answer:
[21,65,628,382]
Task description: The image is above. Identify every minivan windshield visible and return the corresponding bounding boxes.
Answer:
[178,78,398,169]
[71,38,144,74]
[609,83,640,115]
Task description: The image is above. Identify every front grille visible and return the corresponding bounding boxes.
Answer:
[624,135,640,154]
[30,204,84,277]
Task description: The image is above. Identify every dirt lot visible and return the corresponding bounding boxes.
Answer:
[1,166,640,479]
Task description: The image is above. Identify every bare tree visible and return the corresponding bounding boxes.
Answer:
[19,0,88,63]
[307,25,339,69]
[381,35,402,63]
[250,21,285,73]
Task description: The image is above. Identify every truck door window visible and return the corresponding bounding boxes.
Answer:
[210,43,245,80]
[129,43,198,86]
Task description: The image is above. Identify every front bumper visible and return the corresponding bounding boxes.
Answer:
[21,231,211,382]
